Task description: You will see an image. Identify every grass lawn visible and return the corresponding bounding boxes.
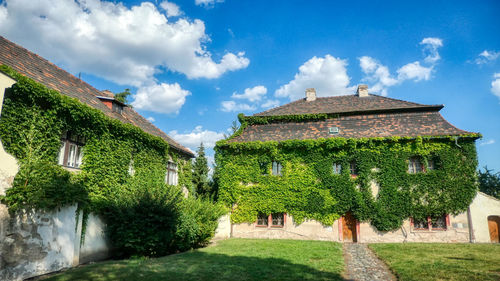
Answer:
[370,243,500,281]
[44,239,344,281]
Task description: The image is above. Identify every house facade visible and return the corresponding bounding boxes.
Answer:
[215,86,500,243]
[0,36,194,280]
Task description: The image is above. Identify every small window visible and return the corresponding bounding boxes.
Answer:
[112,102,123,114]
[431,215,447,230]
[349,161,358,176]
[259,162,269,175]
[271,213,284,227]
[412,215,448,231]
[333,163,342,175]
[58,131,85,169]
[408,157,424,174]
[329,127,339,135]
[128,159,135,176]
[272,161,282,176]
[256,213,268,227]
[165,161,178,185]
[413,218,429,230]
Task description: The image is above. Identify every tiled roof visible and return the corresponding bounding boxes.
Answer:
[0,36,193,157]
[228,111,472,143]
[254,94,443,116]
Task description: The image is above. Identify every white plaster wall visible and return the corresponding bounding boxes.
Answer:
[469,192,500,243]
[79,213,110,264]
[0,205,79,281]
[213,214,231,240]
[0,71,16,117]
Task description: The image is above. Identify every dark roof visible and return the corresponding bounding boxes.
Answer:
[254,94,443,116]
[0,36,193,157]
[228,111,472,143]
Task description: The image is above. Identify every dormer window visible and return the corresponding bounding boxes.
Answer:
[112,102,123,114]
[58,131,85,169]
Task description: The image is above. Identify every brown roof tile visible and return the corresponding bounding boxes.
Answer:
[0,36,193,157]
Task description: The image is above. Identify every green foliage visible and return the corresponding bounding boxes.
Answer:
[192,143,211,196]
[215,136,479,231]
[114,88,132,105]
[478,167,500,199]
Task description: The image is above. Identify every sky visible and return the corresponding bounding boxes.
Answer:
[0,0,499,171]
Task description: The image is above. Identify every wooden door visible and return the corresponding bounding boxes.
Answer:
[488,216,500,243]
[343,211,357,242]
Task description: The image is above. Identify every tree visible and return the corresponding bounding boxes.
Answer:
[223,120,240,139]
[193,143,211,196]
[114,89,132,105]
[478,167,500,199]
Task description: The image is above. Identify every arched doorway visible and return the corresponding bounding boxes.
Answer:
[342,211,358,242]
[488,216,500,243]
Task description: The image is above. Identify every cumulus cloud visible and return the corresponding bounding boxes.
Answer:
[132,82,190,114]
[220,100,256,112]
[146,116,156,122]
[231,85,267,102]
[0,0,249,84]
[169,125,225,150]
[492,73,500,101]
[195,0,224,7]
[261,99,280,109]
[160,1,182,17]
[359,37,442,96]
[474,50,500,65]
[479,139,495,146]
[275,55,354,100]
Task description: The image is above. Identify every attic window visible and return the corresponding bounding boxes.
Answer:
[112,102,123,114]
[329,127,339,135]
[58,131,85,169]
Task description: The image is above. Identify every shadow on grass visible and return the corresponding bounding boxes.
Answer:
[46,251,346,281]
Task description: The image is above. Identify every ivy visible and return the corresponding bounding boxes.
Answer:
[215,133,479,231]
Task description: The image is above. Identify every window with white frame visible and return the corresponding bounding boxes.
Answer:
[57,131,85,169]
[165,161,178,185]
[272,161,282,176]
[333,163,342,175]
[408,157,424,174]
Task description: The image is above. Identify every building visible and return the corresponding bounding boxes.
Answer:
[0,36,194,280]
[215,86,500,243]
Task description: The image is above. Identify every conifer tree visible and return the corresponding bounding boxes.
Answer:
[193,142,210,196]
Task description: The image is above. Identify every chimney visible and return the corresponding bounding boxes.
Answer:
[356,85,369,97]
[305,88,316,101]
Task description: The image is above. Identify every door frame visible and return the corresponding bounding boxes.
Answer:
[339,212,360,242]
[488,215,500,243]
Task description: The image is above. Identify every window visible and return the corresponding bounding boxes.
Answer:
[58,131,85,169]
[333,163,342,175]
[272,161,282,176]
[112,102,123,114]
[412,215,448,231]
[260,162,269,175]
[350,161,358,177]
[128,159,135,176]
[408,157,424,174]
[165,161,178,185]
[256,213,285,228]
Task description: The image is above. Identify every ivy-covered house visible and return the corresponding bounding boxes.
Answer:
[216,86,500,243]
[0,36,195,279]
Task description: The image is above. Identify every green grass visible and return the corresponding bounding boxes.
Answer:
[44,239,344,281]
[370,243,500,281]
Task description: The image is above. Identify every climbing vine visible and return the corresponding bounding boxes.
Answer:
[0,65,192,216]
[216,125,480,231]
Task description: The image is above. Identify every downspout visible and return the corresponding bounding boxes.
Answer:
[454,136,462,148]
[467,206,475,243]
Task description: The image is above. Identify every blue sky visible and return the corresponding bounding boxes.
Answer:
[0,0,499,170]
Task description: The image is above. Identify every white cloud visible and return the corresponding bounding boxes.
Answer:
[0,0,249,85]
[479,139,495,146]
[474,50,500,65]
[169,125,225,150]
[359,38,442,96]
[275,55,354,100]
[132,82,190,114]
[492,73,500,101]
[160,1,182,17]
[220,100,256,112]
[195,0,224,7]
[231,85,267,102]
[146,116,156,122]
[420,37,443,64]
[261,99,280,109]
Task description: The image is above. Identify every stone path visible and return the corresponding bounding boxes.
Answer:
[343,243,397,281]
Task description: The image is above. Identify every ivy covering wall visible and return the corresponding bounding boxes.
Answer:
[216,118,480,231]
[0,65,192,214]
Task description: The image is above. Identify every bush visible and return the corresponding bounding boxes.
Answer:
[103,177,227,257]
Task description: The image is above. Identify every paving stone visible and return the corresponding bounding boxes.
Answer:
[343,243,396,281]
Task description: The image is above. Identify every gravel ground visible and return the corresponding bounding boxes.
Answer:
[343,243,397,281]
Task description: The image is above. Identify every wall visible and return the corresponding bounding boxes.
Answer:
[469,192,500,243]
[79,213,110,264]
[213,214,231,240]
